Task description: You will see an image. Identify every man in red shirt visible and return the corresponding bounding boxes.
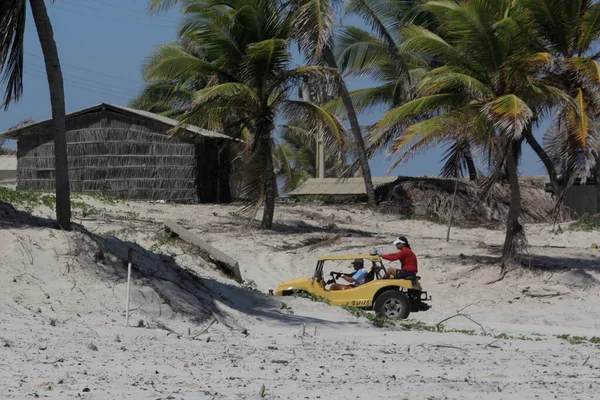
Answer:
[381,236,418,279]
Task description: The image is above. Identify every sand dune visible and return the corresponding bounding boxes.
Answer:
[1,197,599,399]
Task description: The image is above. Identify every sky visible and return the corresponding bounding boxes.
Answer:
[0,0,548,178]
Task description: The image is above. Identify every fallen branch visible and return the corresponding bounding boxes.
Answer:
[485,265,510,285]
[583,355,591,366]
[38,358,65,365]
[485,340,502,349]
[427,344,466,351]
[436,305,486,335]
[193,318,218,338]
[271,358,295,366]
[153,320,183,338]
[523,292,568,298]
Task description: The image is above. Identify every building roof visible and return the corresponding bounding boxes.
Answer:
[289,177,398,196]
[0,103,232,141]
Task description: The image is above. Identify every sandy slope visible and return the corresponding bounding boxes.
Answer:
[1,197,599,399]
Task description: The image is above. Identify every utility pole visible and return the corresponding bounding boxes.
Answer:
[301,81,325,179]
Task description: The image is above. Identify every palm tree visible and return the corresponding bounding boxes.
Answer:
[144,0,344,229]
[286,0,378,207]
[0,0,71,229]
[329,0,479,180]
[372,0,564,264]
[520,0,600,198]
[149,0,378,208]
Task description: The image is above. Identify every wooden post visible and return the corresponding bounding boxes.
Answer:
[125,248,132,327]
[446,155,460,242]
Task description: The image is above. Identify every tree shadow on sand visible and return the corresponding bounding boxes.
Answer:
[2,201,364,332]
[257,219,377,237]
[85,230,365,332]
[0,201,56,229]
[442,250,600,287]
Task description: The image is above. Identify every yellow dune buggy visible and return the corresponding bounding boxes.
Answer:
[271,252,431,319]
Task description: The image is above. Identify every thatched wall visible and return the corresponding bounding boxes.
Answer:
[16,109,226,202]
[375,177,570,225]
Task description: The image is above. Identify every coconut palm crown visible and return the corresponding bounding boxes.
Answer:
[142,0,345,229]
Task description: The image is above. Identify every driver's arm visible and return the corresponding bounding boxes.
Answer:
[342,274,355,283]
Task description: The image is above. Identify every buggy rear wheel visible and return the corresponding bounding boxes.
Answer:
[374,291,410,319]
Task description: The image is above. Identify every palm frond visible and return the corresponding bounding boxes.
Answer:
[389,109,467,156]
[147,0,181,13]
[578,2,600,54]
[273,142,304,192]
[335,26,389,75]
[292,0,334,61]
[129,81,194,114]
[193,82,259,106]
[344,0,401,50]
[283,65,337,91]
[417,66,488,97]
[385,111,466,172]
[0,0,26,108]
[242,39,290,87]
[323,83,396,115]
[440,138,473,178]
[565,88,591,147]
[400,25,473,73]
[143,43,236,83]
[377,93,463,129]
[482,94,533,139]
[568,57,600,83]
[281,100,346,147]
[520,0,571,56]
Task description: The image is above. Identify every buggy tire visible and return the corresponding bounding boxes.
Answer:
[374,291,410,319]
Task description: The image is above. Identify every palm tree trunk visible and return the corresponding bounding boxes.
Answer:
[322,48,376,207]
[464,148,477,181]
[524,126,560,197]
[596,153,600,214]
[30,0,71,230]
[262,136,276,229]
[501,140,524,265]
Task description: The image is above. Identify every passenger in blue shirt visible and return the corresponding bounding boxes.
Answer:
[330,259,368,290]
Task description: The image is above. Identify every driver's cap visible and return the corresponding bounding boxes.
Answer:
[393,236,408,246]
[351,258,364,265]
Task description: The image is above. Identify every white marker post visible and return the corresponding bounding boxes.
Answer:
[125,248,133,327]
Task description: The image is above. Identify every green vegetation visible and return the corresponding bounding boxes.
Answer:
[341,304,546,341]
[293,291,331,305]
[556,334,600,345]
[280,302,294,314]
[342,305,394,328]
[0,187,122,214]
[0,187,55,212]
[569,214,600,232]
[0,187,128,217]
[150,230,175,251]
[71,201,99,215]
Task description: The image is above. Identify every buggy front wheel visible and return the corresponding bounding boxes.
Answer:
[374,291,410,319]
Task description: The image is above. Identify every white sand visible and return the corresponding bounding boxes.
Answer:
[0,156,17,188]
[0,155,17,170]
[1,197,599,399]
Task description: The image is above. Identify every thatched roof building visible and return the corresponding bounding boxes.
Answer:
[289,177,398,197]
[0,103,233,203]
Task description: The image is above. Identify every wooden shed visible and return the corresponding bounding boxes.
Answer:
[0,103,233,203]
